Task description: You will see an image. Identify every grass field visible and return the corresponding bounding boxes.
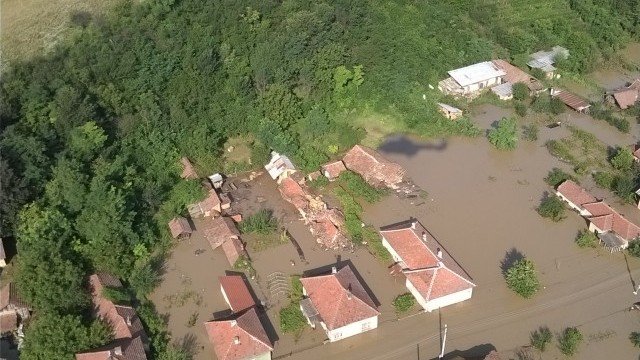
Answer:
[0,0,120,68]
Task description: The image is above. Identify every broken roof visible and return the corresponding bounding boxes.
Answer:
[447,61,506,87]
[0,311,17,334]
[492,59,544,92]
[219,276,255,313]
[201,217,240,250]
[204,307,273,360]
[556,180,597,208]
[342,145,405,189]
[180,157,198,180]
[321,160,347,180]
[278,176,310,212]
[168,217,193,238]
[300,266,379,330]
[76,336,147,360]
[264,152,295,180]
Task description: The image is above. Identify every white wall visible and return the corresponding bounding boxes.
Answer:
[406,278,473,312]
[462,77,502,94]
[248,351,272,360]
[325,316,378,342]
[381,236,403,264]
[555,191,591,216]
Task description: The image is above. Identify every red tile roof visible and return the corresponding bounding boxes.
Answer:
[321,161,347,180]
[278,177,309,212]
[613,89,638,109]
[168,217,192,239]
[201,217,241,250]
[343,145,405,188]
[308,208,350,249]
[632,145,640,160]
[300,266,379,330]
[76,336,147,360]
[582,201,614,217]
[588,211,640,241]
[219,276,255,313]
[492,59,544,91]
[556,180,597,208]
[221,238,245,266]
[180,157,198,179]
[553,90,590,111]
[0,311,17,334]
[204,308,273,360]
[404,266,474,301]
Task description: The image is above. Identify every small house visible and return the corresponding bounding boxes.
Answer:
[180,157,199,180]
[551,89,591,113]
[204,308,273,360]
[380,220,475,312]
[492,59,545,95]
[0,238,5,268]
[527,46,569,79]
[201,217,245,265]
[209,173,224,189]
[299,265,379,342]
[437,103,463,120]
[264,152,295,181]
[76,337,147,360]
[582,202,640,251]
[555,180,597,216]
[321,160,347,181]
[438,61,506,96]
[188,190,222,218]
[168,217,193,240]
[219,276,256,313]
[342,145,405,189]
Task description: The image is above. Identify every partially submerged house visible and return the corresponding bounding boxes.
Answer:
[551,89,591,113]
[188,190,223,218]
[0,283,30,334]
[380,220,475,312]
[342,145,405,189]
[607,79,640,110]
[527,46,569,79]
[76,273,149,359]
[180,157,199,180]
[264,152,295,181]
[299,265,379,342]
[437,103,463,120]
[555,180,598,216]
[492,59,545,95]
[201,217,245,265]
[219,275,256,313]
[168,216,193,240]
[321,160,347,181]
[438,61,506,97]
[204,308,273,360]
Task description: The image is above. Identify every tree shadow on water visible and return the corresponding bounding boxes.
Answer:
[500,248,525,275]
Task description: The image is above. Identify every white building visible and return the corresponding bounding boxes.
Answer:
[299,266,379,342]
[438,61,506,96]
[380,220,475,312]
[264,151,295,181]
[554,180,597,216]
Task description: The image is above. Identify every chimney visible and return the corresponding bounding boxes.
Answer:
[331,266,337,274]
[233,336,240,345]
[111,346,123,356]
[230,320,237,327]
[436,248,443,259]
[125,316,132,326]
[411,220,417,229]
[422,232,427,242]
[346,284,352,300]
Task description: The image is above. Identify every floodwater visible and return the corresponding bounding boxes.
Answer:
[591,42,640,91]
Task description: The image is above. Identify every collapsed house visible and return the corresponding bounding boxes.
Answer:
[606,78,640,110]
[200,217,246,265]
[490,59,545,100]
[437,103,463,120]
[342,145,405,189]
[264,152,296,181]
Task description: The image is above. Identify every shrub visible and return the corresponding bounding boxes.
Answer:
[488,117,518,150]
[558,327,583,356]
[233,255,256,278]
[550,97,565,114]
[530,326,553,351]
[279,302,306,334]
[591,103,630,133]
[512,82,529,101]
[610,147,635,171]
[338,171,385,203]
[593,171,615,189]
[514,101,528,117]
[505,258,540,298]
[522,123,537,141]
[101,286,131,304]
[537,196,565,222]
[628,240,640,257]
[614,173,637,203]
[575,230,597,248]
[630,332,640,347]
[544,168,575,187]
[239,209,278,235]
[393,293,415,314]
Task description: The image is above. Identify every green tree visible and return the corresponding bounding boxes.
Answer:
[537,196,566,222]
[488,117,518,150]
[505,258,540,298]
[20,313,112,360]
[392,293,415,314]
[544,168,575,187]
[550,97,566,114]
[630,332,640,347]
[558,327,583,356]
[512,82,529,101]
[530,326,553,351]
[575,229,597,248]
[610,147,635,171]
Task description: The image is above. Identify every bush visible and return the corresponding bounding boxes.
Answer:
[628,240,640,257]
[505,258,540,298]
[338,171,385,203]
[521,123,538,141]
[537,196,566,222]
[512,83,529,101]
[630,332,640,347]
[591,103,630,133]
[614,173,637,203]
[514,102,528,117]
[575,230,597,248]
[593,171,615,189]
[239,209,278,235]
[233,255,256,278]
[101,286,131,304]
[488,117,518,150]
[610,147,635,171]
[558,327,583,356]
[530,326,553,351]
[550,97,566,114]
[279,302,307,334]
[392,293,415,314]
[544,168,575,187]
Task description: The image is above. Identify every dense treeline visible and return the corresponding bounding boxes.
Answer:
[0,0,636,358]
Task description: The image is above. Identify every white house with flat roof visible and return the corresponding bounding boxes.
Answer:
[438,62,506,96]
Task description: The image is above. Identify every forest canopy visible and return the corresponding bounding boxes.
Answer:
[0,0,637,358]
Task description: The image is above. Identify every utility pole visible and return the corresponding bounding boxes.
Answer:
[438,324,448,359]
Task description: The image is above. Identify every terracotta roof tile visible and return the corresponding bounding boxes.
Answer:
[300,266,379,330]
[76,336,147,360]
[321,161,347,180]
[613,89,638,109]
[0,311,17,333]
[589,211,640,241]
[219,276,255,313]
[492,59,543,91]
[221,238,245,266]
[200,217,240,250]
[204,308,273,360]
[632,145,640,160]
[556,180,597,208]
[553,90,590,111]
[168,217,193,239]
[404,266,474,301]
[343,145,405,188]
[582,201,614,217]
[278,177,309,212]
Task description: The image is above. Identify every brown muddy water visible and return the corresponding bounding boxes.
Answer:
[591,42,640,90]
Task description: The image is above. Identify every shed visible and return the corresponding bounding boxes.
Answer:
[527,46,569,78]
[490,82,514,100]
[168,217,193,239]
[209,173,224,189]
[551,89,591,113]
[321,161,347,181]
[437,103,463,120]
[264,152,295,180]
